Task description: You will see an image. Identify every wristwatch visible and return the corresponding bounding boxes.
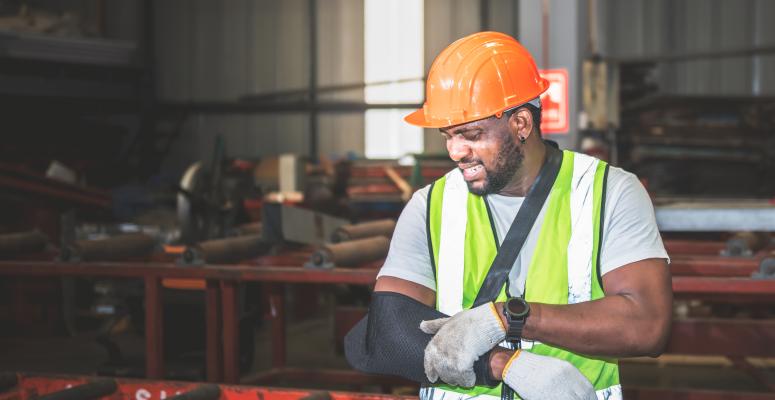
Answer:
[503,296,530,343]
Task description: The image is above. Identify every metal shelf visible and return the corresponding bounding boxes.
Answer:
[0,30,138,67]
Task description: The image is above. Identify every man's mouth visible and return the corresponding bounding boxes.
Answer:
[461,164,484,181]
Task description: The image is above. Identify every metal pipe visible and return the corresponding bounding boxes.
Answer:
[309,236,390,268]
[165,385,221,400]
[608,45,775,64]
[160,101,422,115]
[37,379,117,400]
[331,219,396,243]
[239,77,423,103]
[183,234,267,265]
[300,392,332,400]
[308,0,318,161]
[0,231,47,259]
[480,0,490,31]
[61,233,156,262]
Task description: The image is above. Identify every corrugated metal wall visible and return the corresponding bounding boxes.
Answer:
[156,1,518,175]
[600,0,775,95]
[149,1,775,176]
[156,0,362,176]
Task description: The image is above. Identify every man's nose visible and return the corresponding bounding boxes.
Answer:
[447,137,471,162]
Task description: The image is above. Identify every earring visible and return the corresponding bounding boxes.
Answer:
[519,136,526,144]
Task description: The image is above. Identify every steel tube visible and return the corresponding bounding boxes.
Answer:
[36,379,117,400]
[164,385,221,400]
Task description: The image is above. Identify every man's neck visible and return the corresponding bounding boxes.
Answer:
[497,139,547,197]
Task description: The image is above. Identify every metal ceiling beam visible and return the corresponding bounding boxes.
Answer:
[159,101,422,115]
[609,45,775,64]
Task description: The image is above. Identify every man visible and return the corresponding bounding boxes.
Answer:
[346,32,672,400]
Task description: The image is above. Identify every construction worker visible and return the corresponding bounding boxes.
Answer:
[346,32,671,400]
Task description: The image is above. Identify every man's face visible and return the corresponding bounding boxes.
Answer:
[440,114,524,195]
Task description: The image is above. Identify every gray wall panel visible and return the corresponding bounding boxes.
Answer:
[488,0,519,37]
[317,0,364,158]
[157,1,314,177]
[318,0,364,102]
[318,114,365,159]
[601,0,773,96]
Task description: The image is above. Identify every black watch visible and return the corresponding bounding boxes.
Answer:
[503,296,530,343]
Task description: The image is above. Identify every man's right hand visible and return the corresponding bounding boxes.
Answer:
[502,350,596,400]
[420,302,506,387]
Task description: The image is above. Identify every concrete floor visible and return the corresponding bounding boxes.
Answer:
[1,313,773,395]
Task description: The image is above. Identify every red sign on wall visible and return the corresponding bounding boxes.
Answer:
[539,69,569,134]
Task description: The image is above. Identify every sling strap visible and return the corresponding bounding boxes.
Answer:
[473,142,563,306]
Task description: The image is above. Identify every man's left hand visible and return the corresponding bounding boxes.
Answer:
[420,302,506,387]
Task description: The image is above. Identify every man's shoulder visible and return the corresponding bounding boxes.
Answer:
[605,165,639,186]
[599,164,644,199]
[413,183,432,202]
[601,164,655,219]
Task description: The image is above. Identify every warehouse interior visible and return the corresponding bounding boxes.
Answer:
[1,0,774,399]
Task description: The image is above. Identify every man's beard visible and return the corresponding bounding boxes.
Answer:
[466,133,524,195]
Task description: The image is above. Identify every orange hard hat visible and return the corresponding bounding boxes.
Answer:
[405,31,550,128]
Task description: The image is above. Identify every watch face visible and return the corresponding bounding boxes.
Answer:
[507,298,529,317]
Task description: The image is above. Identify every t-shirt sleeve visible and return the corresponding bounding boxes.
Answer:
[600,168,670,276]
[376,185,437,291]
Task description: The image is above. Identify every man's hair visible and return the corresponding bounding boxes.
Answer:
[505,103,542,138]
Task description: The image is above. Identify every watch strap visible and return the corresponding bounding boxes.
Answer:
[505,319,524,343]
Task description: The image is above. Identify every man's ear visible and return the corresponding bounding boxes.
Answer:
[508,107,534,139]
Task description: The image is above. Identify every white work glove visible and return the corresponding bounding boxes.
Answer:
[420,302,505,387]
[502,350,596,400]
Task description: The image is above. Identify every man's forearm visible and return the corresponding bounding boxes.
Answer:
[500,296,666,357]
[494,260,673,358]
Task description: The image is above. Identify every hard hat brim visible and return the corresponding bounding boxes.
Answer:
[404,107,445,128]
[404,77,550,129]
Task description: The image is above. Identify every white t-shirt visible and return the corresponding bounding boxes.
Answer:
[377,165,669,297]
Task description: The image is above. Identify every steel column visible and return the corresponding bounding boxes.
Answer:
[220,281,239,384]
[268,284,287,369]
[308,0,318,160]
[143,276,164,379]
[205,280,222,382]
[480,0,490,31]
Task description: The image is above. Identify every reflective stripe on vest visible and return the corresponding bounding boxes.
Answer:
[425,150,620,400]
[420,384,623,400]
